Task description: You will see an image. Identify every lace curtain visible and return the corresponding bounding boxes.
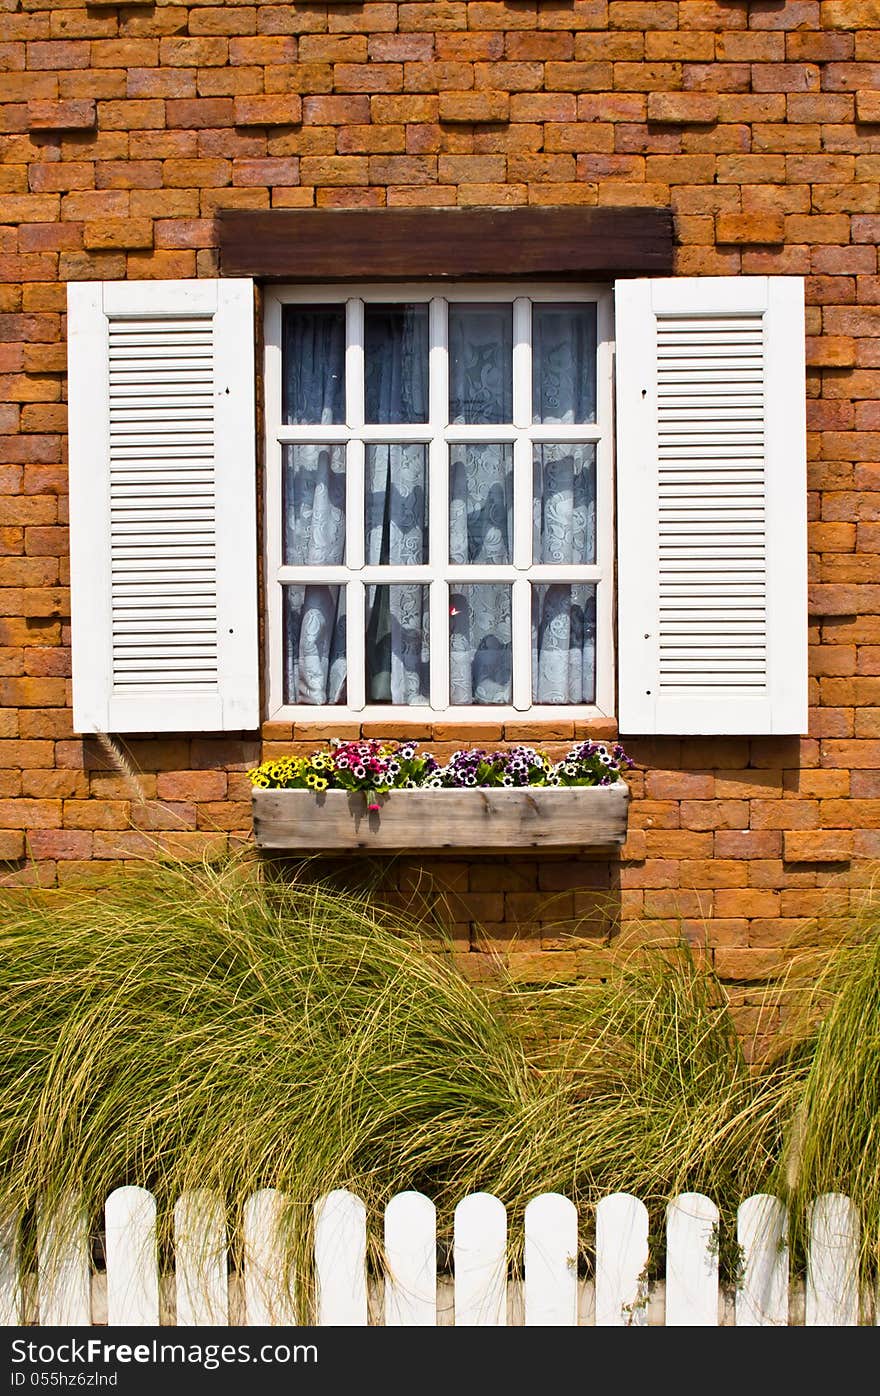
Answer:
[282,307,347,705]
[282,302,597,707]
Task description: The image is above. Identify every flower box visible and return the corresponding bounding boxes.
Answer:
[252,782,629,854]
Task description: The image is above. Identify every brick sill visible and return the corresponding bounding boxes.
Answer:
[260,718,620,744]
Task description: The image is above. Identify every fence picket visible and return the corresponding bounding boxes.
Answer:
[807,1193,859,1326]
[665,1193,719,1327]
[595,1192,649,1326]
[454,1193,507,1327]
[0,1211,20,1326]
[174,1190,228,1326]
[243,1189,294,1326]
[384,1191,436,1326]
[16,1186,872,1328]
[736,1194,788,1327]
[38,1195,91,1326]
[314,1190,367,1326]
[524,1194,577,1326]
[105,1186,159,1326]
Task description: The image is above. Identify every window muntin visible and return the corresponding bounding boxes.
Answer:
[265,284,614,719]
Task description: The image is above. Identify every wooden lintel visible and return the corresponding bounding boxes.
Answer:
[218,207,674,282]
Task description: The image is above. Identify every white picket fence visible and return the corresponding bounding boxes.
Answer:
[0,1188,870,1327]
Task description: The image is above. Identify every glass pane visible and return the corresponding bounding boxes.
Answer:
[532,302,597,424]
[282,444,346,566]
[449,443,513,565]
[449,583,512,706]
[532,443,596,566]
[365,303,429,424]
[283,584,346,705]
[365,584,430,705]
[282,305,345,425]
[449,303,513,425]
[365,443,428,565]
[531,583,596,705]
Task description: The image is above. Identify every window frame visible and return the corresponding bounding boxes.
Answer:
[263,281,615,722]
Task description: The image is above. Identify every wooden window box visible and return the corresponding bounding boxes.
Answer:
[252,783,629,854]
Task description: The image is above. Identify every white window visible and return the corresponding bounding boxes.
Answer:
[65,273,808,738]
[263,284,615,720]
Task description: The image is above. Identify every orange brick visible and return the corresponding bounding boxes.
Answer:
[0,831,25,860]
[83,217,153,250]
[27,829,93,859]
[750,800,821,830]
[155,771,228,802]
[438,91,510,123]
[716,212,785,244]
[783,830,854,862]
[680,799,750,830]
[647,92,718,124]
[63,800,129,830]
[0,798,61,829]
[679,859,748,888]
[644,830,714,857]
[714,889,781,919]
[234,95,303,127]
[503,723,574,741]
[27,99,95,131]
[643,889,712,919]
[644,770,713,799]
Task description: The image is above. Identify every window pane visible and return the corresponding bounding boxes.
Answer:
[532,302,597,424]
[365,303,429,424]
[532,443,596,566]
[449,443,513,564]
[450,583,512,706]
[449,304,513,425]
[531,583,596,705]
[282,444,346,566]
[283,584,346,705]
[282,305,345,425]
[365,584,430,704]
[365,444,428,565]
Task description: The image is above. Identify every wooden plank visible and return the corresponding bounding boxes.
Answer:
[595,1192,649,1327]
[243,1189,295,1326]
[174,1190,228,1327]
[314,1190,367,1326]
[384,1191,436,1327]
[105,1186,159,1326]
[253,783,629,853]
[736,1194,788,1328]
[807,1193,859,1327]
[454,1193,507,1327]
[218,208,674,282]
[38,1195,91,1327]
[665,1193,719,1327]
[0,1210,20,1326]
[524,1194,578,1326]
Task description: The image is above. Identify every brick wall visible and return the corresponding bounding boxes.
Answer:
[1,0,879,990]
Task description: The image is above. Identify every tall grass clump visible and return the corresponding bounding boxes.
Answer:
[776,902,880,1280]
[0,855,545,1310]
[506,940,792,1264]
[0,855,799,1303]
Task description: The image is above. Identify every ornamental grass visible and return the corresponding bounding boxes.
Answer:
[1,853,879,1305]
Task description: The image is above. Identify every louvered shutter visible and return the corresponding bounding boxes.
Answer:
[67,279,259,734]
[614,276,807,736]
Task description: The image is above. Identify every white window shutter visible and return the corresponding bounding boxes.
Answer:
[614,276,808,736]
[67,279,259,734]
